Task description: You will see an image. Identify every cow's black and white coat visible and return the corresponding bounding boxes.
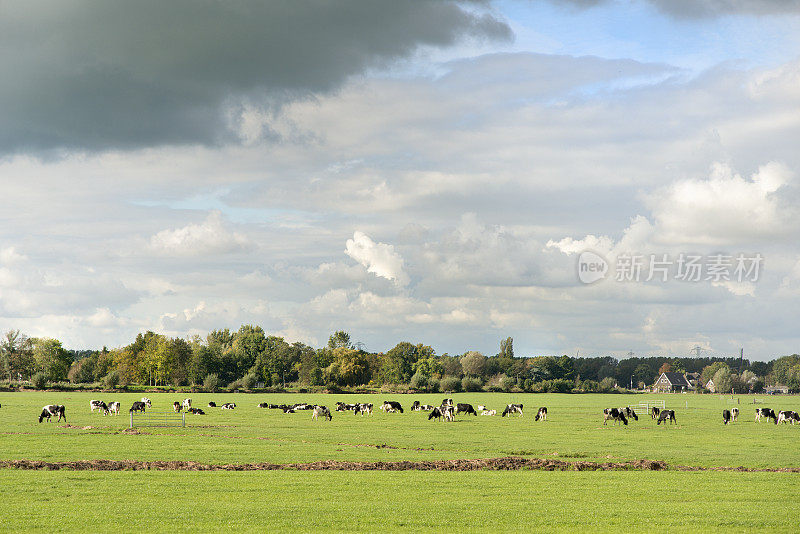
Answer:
[777,410,800,424]
[108,402,120,416]
[89,400,103,412]
[723,409,731,425]
[455,403,477,416]
[39,404,66,423]
[501,404,524,417]
[603,408,627,425]
[535,407,547,421]
[657,410,676,425]
[130,401,147,413]
[221,403,236,410]
[755,408,778,423]
[651,407,660,420]
[381,401,403,413]
[354,403,373,416]
[312,405,332,421]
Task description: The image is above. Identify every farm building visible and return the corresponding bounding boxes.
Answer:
[685,372,701,387]
[653,372,691,393]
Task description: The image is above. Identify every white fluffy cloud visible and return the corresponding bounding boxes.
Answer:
[344,231,409,285]
[148,211,251,256]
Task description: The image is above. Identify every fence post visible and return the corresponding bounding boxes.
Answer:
[130,411,133,429]
[182,412,185,427]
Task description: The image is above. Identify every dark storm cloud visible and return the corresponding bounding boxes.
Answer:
[550,0,800,17]
[0,0,510,153]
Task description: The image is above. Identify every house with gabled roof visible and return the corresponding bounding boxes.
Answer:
[653,372,691,393]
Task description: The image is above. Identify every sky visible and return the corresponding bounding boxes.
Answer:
[2,0,800,360]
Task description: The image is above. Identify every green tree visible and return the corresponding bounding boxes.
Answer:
[1,329,34,380]
[499,337,513,359]
[384,342,434,383]
[328,331,351,350]
[701,362,730,386]
[325,347,371,386]
[712,367,733,393]
[460,351,487,378]
[32,338,72,382]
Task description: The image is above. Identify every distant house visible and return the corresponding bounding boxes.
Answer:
[705,379,716,393]
[685,372,701,388]
[653,372,691,393]
[765,385,790,395]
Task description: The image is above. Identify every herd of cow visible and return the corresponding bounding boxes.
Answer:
[30,399,800,428]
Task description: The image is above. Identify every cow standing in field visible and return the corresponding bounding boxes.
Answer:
[89,400,103,412]
[777,410,800,424]
[354,403,373,416]
[651,407,660,420]
[454,403,477,417]
[141,398,152,408]
[535,407,547,421]
[623,407,638,421]
[731,408,739,421]
[312,405,332,421]
[755,408,778,424]
[381,401,403,413]
[97,402,110,416]
[603,408,628,425]
[723,409,732,425]
[39,405,66,423]
[173,402,182,412]
[130,401,146,413]
[501,404,524,417]
[657,410,676,425]
[182,399,192,411]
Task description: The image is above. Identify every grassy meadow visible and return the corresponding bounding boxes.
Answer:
[2,390,799,532]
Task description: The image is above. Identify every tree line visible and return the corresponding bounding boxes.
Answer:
[1,327,797,393]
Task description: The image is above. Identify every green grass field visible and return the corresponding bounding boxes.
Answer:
[2,391,799,531]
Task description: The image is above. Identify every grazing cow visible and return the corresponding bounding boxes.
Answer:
[443,406,454,421]
[257,403,268,408]
[89,400,103,412]
[651,407,661,420]
[731,408,739,422]
[209,402,217,408]
[187,407,205,415]
[381,401,404,413]
[723,409,731,425]
[182,399,192,411]
[96,401,110,416]
[442,398,453,407]
[501,403,524,417]
[623,407,638,421]
[429,407,444,421]
[603,408,628,425]
[755,408,778,424]
[312,405,332,421]
[454,403,477,416]
[141,397,152,408]
[173,401,182,412]
[221,403,236,410]
[657,410,676,425]
[481,409,497,416]
[420,404,435,411]
[411,401,421,411]
[335,402,359,412]
[39,405,67,423]
[130,401,146,413]
[354,403,373,416]
[777,410,800,424]
[108,402,120,416]
[535,407,548,421]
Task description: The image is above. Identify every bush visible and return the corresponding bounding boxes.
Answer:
[599,376,616,393]
[427,377,440,393]
[501,375,516,391]
[203,373,221,392]
[241,372,259,390]
[102,371,120,389]
[440,375,462,393]
[409,371,427,391]
[31,372,48,390]
[462,376,483,392]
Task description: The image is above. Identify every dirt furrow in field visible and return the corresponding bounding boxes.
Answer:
[2,457,799,472]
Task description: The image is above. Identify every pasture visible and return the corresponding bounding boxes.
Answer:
[2,391,800,531]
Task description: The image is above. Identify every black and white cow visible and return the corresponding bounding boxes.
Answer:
[723,409,731,425]
[623,407,638,421]
[130,401,147,413]
[454,403,477,416]
[354,403,373,416]
[535,407,548,421]
[421,404,435,411]
[108,401,120,416]
[651,407,661,420]
[429,407,444,421]
[312,405,333,421]
[187,407,205,415]
[97,401,110,416]
[442,398,454,408]
[39,405,67,423]
[755,408,778,423]
[335,402,359,412]
[603,408,628,425]
[777,410,800,424]
[209,402,218,408]
[89,399,103,412]
[182,398,192,411]
[141,397,152,408]
[731,408,739,421]
[501,403,524,417]
[481,409,497,416]
[173,401,182,412]
[381,401,404,413]
[221,403,236,410]
[257,403,268,408]
[411,401,422,411]
[657,410,676,425]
